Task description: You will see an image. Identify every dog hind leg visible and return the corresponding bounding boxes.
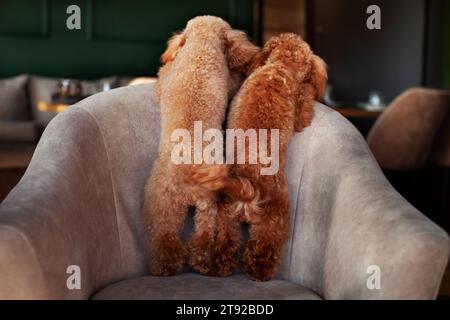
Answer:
[243,193,290,281]
[187,198,217,275]
[210,202,242,277]
[144,173,189,276]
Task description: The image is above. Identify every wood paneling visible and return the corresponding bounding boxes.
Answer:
[263,0,306,43]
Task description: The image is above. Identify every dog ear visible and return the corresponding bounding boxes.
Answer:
[246,48,271,75]
[161,32,186,64]
[155,64,171,106]
[246,35,283,74]
[293,55,327,132]
[310,55,328,99]
[294,84,316,133]
[224,29,259,73]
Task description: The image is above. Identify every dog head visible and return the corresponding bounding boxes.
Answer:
[160,16,259,73]
[249,33,327,94]
[247,33,328,131]
[157,16,259,104]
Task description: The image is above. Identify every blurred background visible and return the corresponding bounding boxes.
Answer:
[0,0,449,296]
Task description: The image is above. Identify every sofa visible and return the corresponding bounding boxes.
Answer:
[0,75,136,199]
[0,84,448,299]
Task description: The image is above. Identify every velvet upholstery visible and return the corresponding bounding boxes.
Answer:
[0,84,448,300]
[367,88,450,170]
[91,274,321,300]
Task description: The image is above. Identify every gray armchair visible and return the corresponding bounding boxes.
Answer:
[0,84,448,300]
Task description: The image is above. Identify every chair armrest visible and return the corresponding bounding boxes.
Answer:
[326,165,450,299]
[322,112,449,299]
[0,108,123,299]
[286,109,450,299]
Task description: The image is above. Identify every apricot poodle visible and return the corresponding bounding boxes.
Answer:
[143,16,258,276]
[188,33,327,281]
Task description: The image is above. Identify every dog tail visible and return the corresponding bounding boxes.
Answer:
[183,165,264,219]
[182,164,229,195]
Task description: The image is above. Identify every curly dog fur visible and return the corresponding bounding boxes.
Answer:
[187,33,327,281]
[143,16,258,276]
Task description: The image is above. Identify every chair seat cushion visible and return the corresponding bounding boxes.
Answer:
[91,273,322,300]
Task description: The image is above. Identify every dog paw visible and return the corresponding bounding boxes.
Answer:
[210,257,237,277]
[243,241,279,281]
[187,233,212,275]
[150,235,185,276]
[210,237,240,277]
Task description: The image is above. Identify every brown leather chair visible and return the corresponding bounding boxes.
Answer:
[367,88,450,171]
[367,88,450,236]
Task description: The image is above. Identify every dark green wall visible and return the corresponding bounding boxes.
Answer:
[0,0,255,79]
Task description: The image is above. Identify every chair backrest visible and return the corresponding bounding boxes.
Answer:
[71,84,447,299]
[75,84,348,283]
[367,88,450,170]
[75,83,162,278]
